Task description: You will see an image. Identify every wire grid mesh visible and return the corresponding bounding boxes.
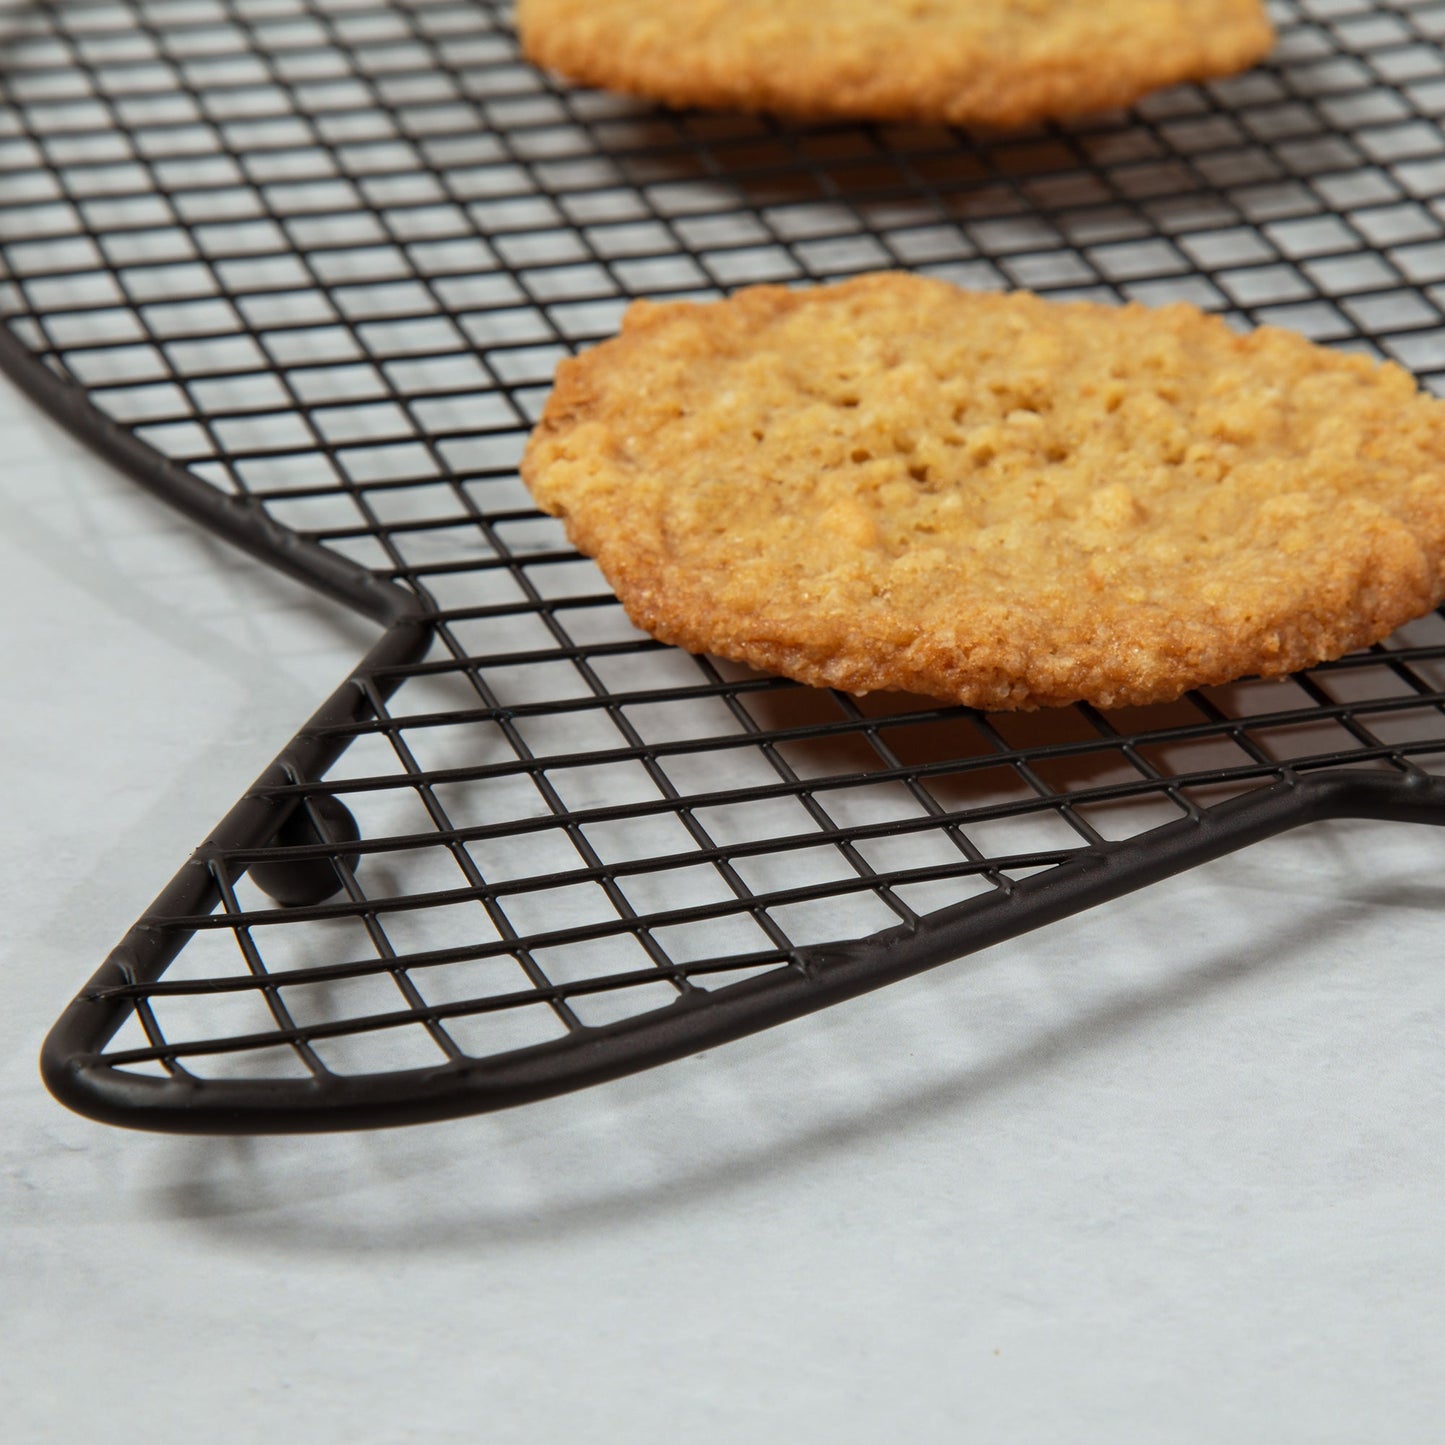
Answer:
[8,0,1445,1127]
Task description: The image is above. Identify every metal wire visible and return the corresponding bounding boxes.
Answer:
[8,0,1445,1130]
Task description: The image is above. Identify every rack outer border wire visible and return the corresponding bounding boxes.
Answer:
[13,321,1445,1131]
[9,1,1445,1131]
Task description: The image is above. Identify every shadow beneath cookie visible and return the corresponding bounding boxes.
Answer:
[707,664,1235,830]
[540,80,1286,307]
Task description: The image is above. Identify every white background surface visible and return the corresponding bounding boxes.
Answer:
[4,369,1445,1442]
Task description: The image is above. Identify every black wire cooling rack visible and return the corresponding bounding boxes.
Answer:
[8,0,1445,1133]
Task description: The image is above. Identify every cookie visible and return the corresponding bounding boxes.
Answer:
[521,274,1445,711]
[515,0,1275,130]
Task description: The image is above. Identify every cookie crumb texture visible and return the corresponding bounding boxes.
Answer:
[522,275,1445,711]
[516,0,1274,129]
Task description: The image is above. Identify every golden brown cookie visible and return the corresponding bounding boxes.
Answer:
[515,0,1275,130]
[521,274,1445,711]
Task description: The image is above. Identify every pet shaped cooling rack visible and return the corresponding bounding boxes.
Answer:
[5,0,1445,1131]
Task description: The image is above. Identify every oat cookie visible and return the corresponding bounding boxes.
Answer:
[521,274,1445,711]
[515,0,1274,130]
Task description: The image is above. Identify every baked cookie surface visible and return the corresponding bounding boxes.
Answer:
[515,0,1275,129]
[521,274,1445,711]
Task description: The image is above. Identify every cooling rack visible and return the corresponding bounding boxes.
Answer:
[8,0,1445,1133]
